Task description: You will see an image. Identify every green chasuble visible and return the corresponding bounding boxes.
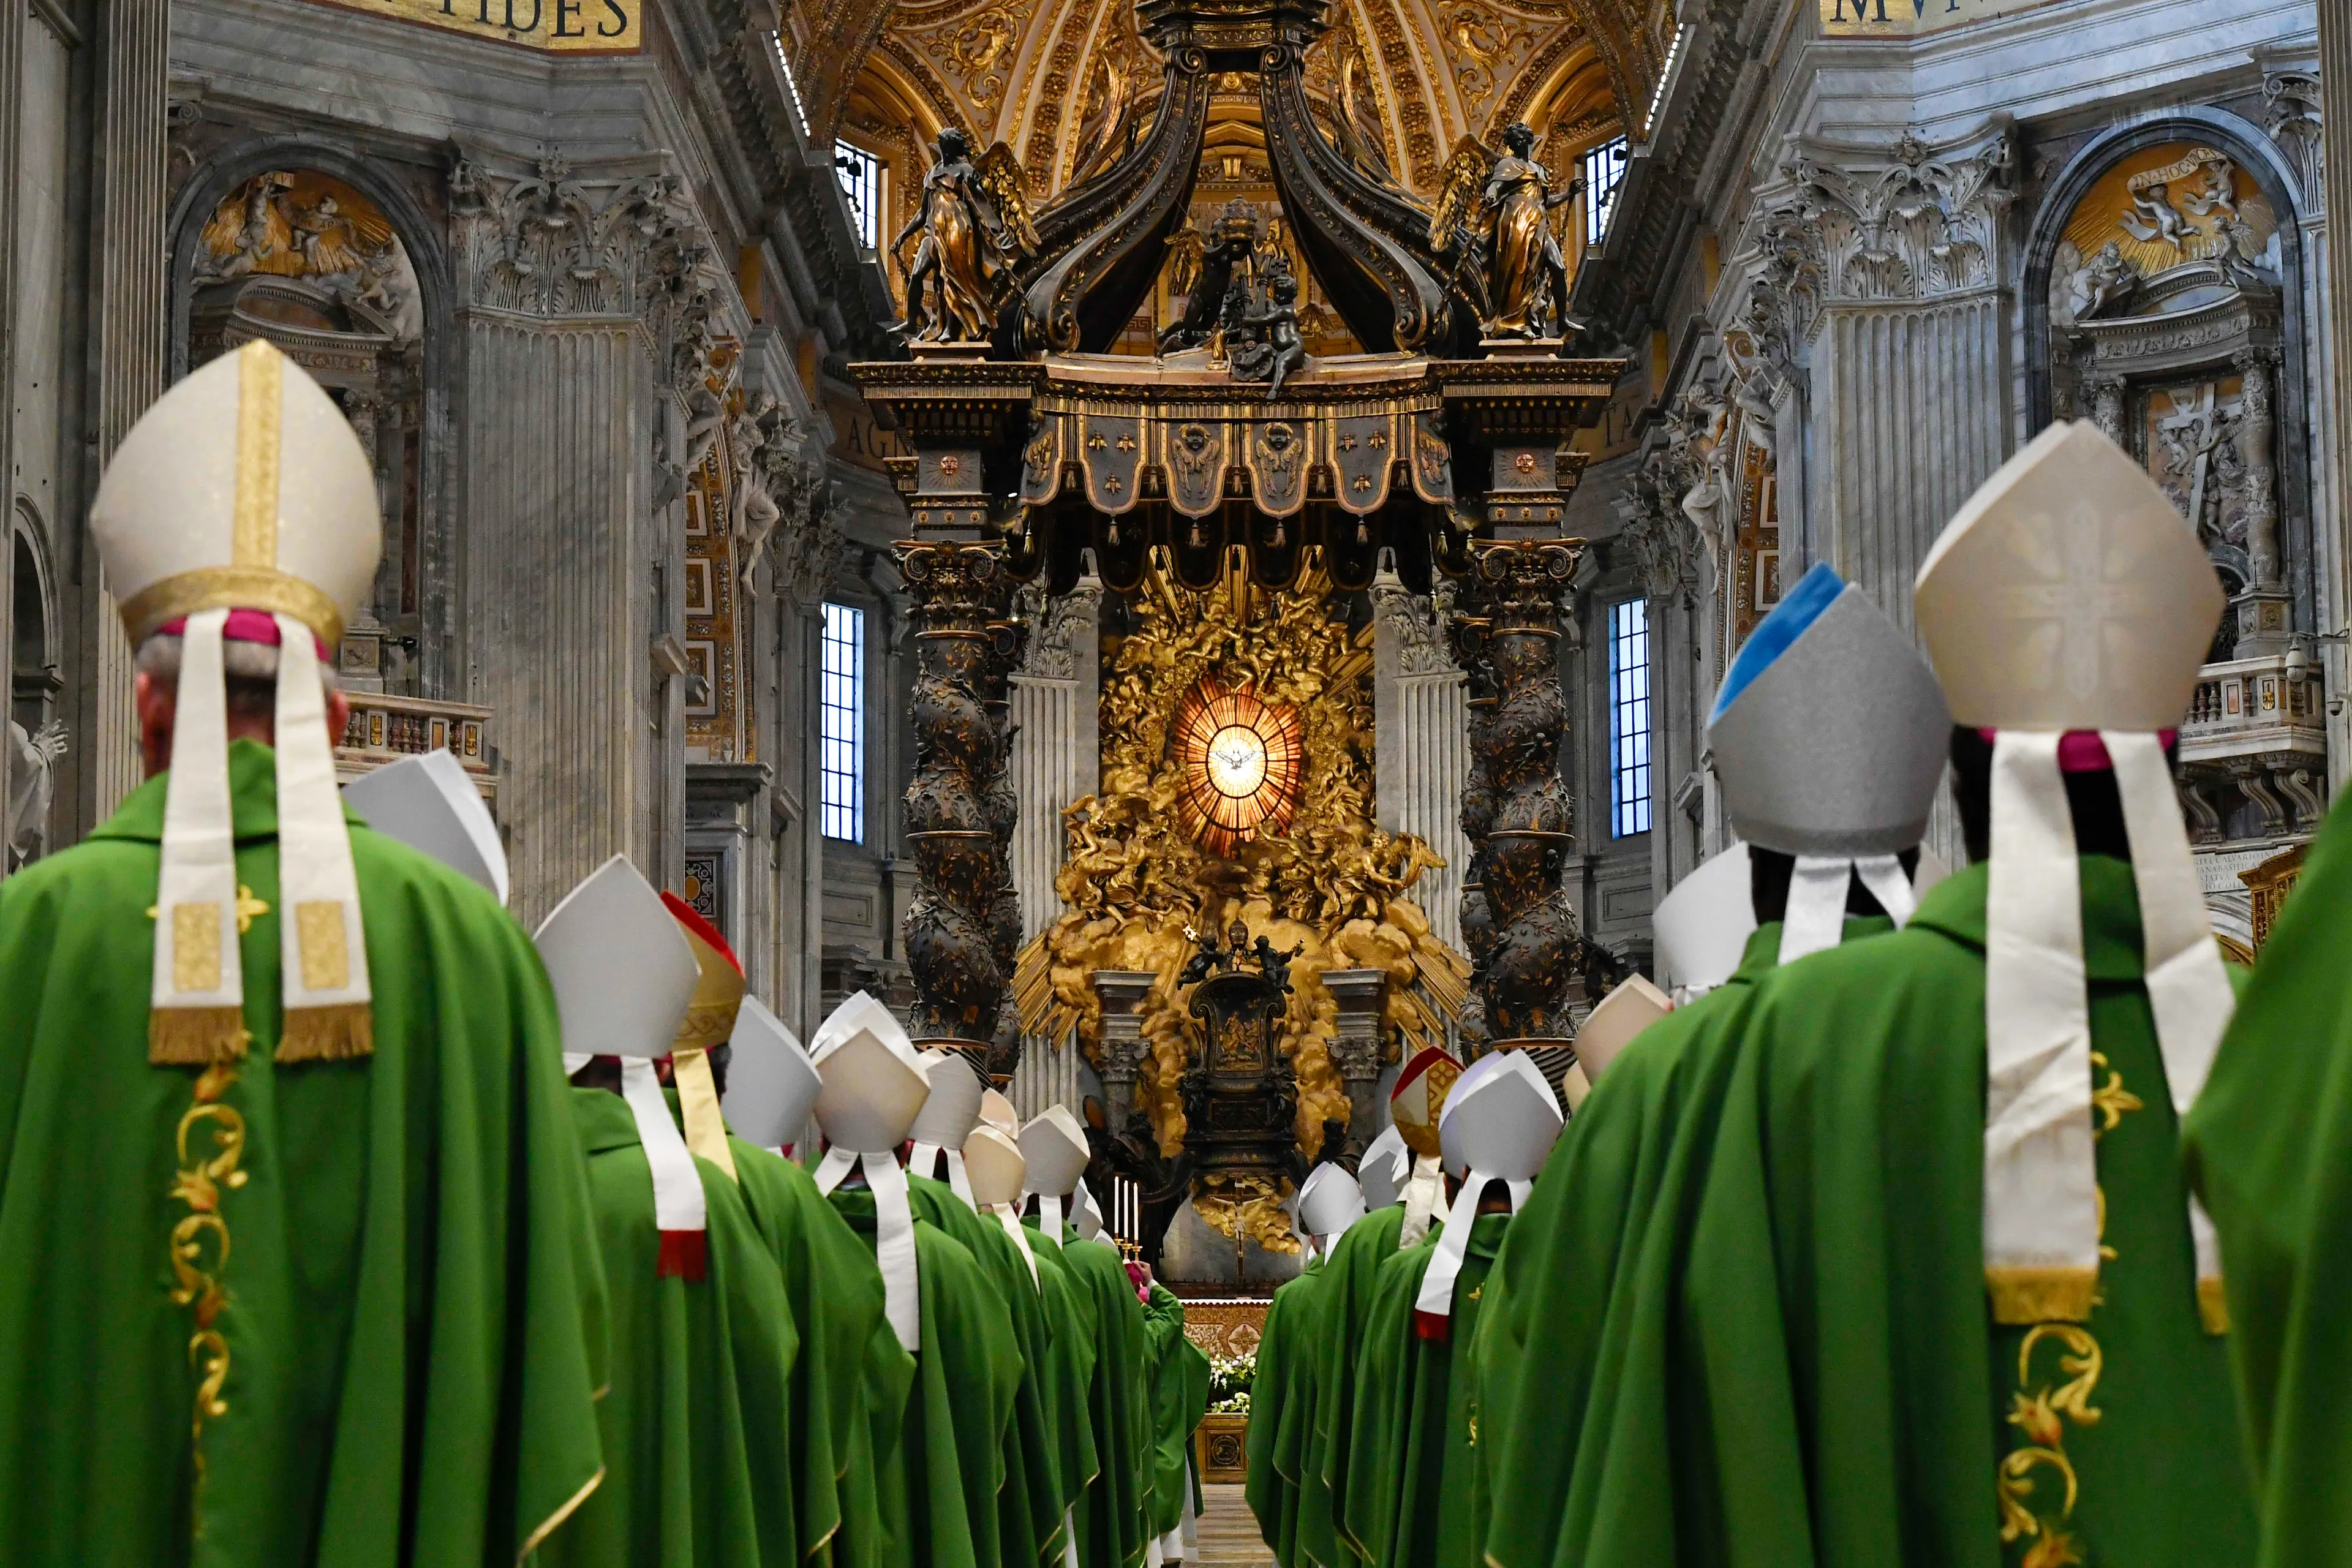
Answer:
[729,1139,908,1568]
[549,1091,800,1568]
[1552,858,2255,1568]
[826,1186,1020,1568]
[2184,791,2352,1567]
[1030,1237,1104,1529]
[1245,1254,1329,1565]
[0,740,608,1567]
[1344,1213,1507,1568]
[907,1174,1066,1567]
[1301,1202,1408,1568]
[1472,918,1886,1568]
[1046,1226,1155,1568]
[1142,1283,1209,1539]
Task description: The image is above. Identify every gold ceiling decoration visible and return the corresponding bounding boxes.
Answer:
[838,0,1642,338]
[1172,681,1306,856]
[1014,546,1469,1165]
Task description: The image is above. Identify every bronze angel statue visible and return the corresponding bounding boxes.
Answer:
[1430,123,1585,341]
[891,127,1039,344]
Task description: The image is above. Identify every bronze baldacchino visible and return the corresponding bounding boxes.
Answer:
[891,126,1038,344]
[1430,121,1584,340]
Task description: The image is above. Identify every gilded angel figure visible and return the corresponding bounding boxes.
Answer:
[1430,122,1584,340]
[891,126,1039,344]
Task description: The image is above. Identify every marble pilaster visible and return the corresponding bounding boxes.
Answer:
[1369,554,1470,954]
[450,159,719,923]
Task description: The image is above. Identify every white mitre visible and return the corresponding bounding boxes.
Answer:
[1356,1125,1409,1210]
[535,856,709,1277]
[1574,974,1673,1084]
[1072,1179,1107,1240]
[808,992,930,1351]
[1653,844,1755,997]
[1915,418,2230,1333]
[343,749,507,903]
[965,1123,1041,1281]
[722,996,821,1153]
[1295,1163,1368,1254]
[96,340,382,1068]
[1416,1050,1562,1332]
[908,1049,987,1206]
[1020,1104,1092,1245]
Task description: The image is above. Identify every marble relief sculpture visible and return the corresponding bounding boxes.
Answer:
[5,718,65,869]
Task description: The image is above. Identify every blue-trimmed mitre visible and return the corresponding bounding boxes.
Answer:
[1704,563,1951,856]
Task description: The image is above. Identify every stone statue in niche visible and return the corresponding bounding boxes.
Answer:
[6,718,66,869]
[2062,241,2141,323]
[1430,122,1583,340]
[891,126,1038,345]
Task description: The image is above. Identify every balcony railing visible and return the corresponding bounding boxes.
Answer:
[336,693,494,800]
[2179,654,2326,762]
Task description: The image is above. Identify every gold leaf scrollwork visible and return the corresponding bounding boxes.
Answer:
[167,1057,246,1494]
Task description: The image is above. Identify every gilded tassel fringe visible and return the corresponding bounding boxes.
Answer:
[1986,1265,2098,1325]
[276,1003,375,1063]
[2198,1276,2230,1336]
[149,1008,251,1066]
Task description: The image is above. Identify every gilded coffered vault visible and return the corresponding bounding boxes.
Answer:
[821,0,1656,345]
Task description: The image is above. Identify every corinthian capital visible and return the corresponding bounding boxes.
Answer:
[1755,119,2017,303]
[448,153,725,328]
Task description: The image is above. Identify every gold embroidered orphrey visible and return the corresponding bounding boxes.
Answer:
[1996,1049,2141,1567]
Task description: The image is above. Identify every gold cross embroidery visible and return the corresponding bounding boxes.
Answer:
[148,885,270,932]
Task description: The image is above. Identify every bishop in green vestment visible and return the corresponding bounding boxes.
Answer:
[1142,1281,1209,1547]
[0,339,610,1567]
[0,742,611,1567]
[551,1090,801,1568]
[2184,790,2352,1568]
[1246,1251,1329,1566]
[730,1138,908,1568]
[1300,1202,1408,1568]
[1046,1219,1156,1568]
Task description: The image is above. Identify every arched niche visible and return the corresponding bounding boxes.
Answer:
[8,503,60,867]
[164,141,454,698]
[2022,110,2316,652]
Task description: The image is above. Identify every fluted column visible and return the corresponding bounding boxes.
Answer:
[1370,557,1470,953]
[1006,565,1102,1118]
[450,158,717,922]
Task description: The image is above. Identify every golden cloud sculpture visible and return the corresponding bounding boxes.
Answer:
[1014,548,1470,1172]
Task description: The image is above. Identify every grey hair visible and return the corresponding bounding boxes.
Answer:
[135,631,338,720]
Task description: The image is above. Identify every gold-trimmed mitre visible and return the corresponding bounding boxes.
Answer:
[92,339,380,650]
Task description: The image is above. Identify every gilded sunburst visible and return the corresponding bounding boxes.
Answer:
[1172,682,1305,856]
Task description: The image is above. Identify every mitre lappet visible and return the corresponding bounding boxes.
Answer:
[1705,560,1952,964]
[1293,1163,1368,1259]
[1072,1179,1107,1241]
[92,339,382,1066]
[1357,1124,1409,1210]
[1389,1046,1460,1245]
[1915,419,2233,1330]
[809,990,933,1351]
[907,1047,987,1207]
[1019,1104,1092,1245]
[1414,1049,1562,1337]
[535,856,710,1278]
[722,995,820,1156]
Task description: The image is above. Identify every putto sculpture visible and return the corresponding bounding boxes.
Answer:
[1430,121,1585,341]
[891,126,1038,345]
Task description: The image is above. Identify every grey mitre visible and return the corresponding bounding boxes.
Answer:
[1705,586,1951,856]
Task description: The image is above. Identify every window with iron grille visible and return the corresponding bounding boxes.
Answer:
[835,141,881,251]
[1581,136,1629,247]
[1610,597,1653,837]
[821,603,865,842]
